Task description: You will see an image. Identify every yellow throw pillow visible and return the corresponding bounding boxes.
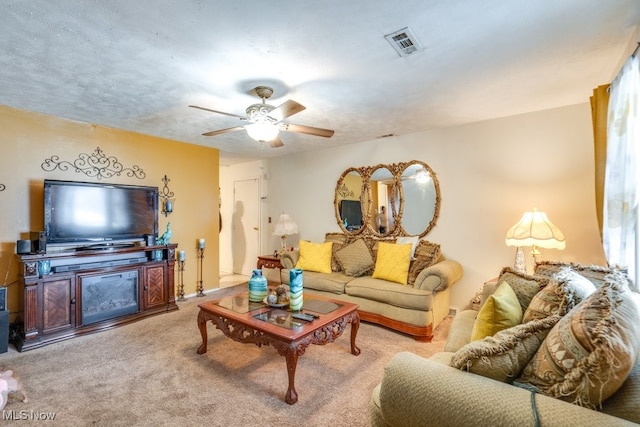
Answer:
[471,281,523,341]
[371,242,412,285]
[295,240,333,274]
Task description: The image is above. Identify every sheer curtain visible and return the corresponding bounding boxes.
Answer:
[604,54,640,285]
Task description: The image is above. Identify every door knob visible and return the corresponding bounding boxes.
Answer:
[253,227,259,231]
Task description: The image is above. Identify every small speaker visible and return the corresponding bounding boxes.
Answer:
[144,234,156,246]
[16,239,32,254]
[0,287,5,312]
[30,231,46,254]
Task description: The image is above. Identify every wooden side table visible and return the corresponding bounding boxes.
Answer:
[256,254,283,270]
[257,254,284,283]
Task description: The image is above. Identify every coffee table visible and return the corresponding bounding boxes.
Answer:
[196,288,360,404]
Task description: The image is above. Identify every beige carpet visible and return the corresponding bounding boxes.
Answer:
[0,286,450,426]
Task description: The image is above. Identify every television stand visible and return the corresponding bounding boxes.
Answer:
[14,243,179,352]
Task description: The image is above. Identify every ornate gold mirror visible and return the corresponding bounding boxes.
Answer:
[398,161,440,236]
[334,160,440,237]
[334,168,365,234]
[369,165,396,236]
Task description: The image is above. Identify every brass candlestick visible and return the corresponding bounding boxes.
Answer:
[196,247,205,297]
[177,259,186,301]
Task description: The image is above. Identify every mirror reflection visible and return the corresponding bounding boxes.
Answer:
[334,160,440,237]
[369,166,394,235]
[399,162,438,236]
[335,168,364,233]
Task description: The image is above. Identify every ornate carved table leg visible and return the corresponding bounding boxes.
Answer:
[350,312,361,356]
[284,344,300,405]
[196,310,209,354]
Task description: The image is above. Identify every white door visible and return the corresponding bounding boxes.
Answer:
[232,178,260,276]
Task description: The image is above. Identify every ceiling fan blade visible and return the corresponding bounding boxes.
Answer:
[271,100,305,121]
[280,123,335,138]
[189,105,245,119]
[202,126,245,137]
[269,135,285,148]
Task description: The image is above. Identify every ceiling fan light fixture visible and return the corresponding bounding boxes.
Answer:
[246,122,279,142]
[246,103,276,122]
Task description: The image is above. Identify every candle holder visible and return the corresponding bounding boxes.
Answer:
[160,174,175,217]
[196,247,205,297]
[177,259,186,301]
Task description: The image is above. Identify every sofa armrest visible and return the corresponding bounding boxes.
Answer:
[374,352,635,427]
[413,259,463,292]
[280,250,299,269]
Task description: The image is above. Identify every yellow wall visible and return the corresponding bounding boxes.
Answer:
[0,105,219,322]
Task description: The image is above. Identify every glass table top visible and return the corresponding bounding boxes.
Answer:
[212,293,344,330]
[253,309,307,330]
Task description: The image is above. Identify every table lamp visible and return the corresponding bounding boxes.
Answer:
[274,213,298,253]
[505,208,566,273]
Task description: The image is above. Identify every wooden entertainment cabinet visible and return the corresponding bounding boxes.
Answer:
[15,243,179,352]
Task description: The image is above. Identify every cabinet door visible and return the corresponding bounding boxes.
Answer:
[42,276,75,334]
[143,264,166,310]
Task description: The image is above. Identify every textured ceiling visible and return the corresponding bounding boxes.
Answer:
[1,1,639,165]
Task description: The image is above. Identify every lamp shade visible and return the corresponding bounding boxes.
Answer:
[246,122,279,142]
[505,208,566,250]
[274,213,298,236]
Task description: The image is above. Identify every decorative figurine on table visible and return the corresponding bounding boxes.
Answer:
[156,222,172,245]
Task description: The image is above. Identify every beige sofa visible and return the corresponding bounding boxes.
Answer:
[370,263,640,426]
[279,233,463,341]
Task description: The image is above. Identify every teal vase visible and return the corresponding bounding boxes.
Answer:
[248,269,268,302]
[289,269,303,311]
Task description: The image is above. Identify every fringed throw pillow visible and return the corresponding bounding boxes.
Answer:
[517,272,640,409]
[522,267,596,322]
[451,315,561,383]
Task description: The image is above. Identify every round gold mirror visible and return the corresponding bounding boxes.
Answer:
[369,166,395,236]
[334,168,364,234]
[334,160,440,238]
[398,160,440,237]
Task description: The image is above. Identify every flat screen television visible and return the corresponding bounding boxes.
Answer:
[340,199,362,230]
[44,179,158,248]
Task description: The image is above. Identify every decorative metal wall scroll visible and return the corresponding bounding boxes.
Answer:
[337,182,354,198]
[0,184,5,191]
[41,146,146,180]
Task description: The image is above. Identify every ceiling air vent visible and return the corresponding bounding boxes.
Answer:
[385,27,421,57]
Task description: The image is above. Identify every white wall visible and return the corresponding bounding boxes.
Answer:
[219,159,267,275]
[263,102,605,311]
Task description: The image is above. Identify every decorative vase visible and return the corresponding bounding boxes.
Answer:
[152,249,163,261]
[248,269,268,302]
[289,269,304,311]
[37,260,51,277]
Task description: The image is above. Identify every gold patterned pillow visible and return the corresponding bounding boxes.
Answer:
[451,315,560,383]
[334,238,374,277]
[324,233,347,272]
[517,273,640,409]
[494,267,550,313]
[535,261,637,292]
[407,240,442,286]
[522,267,596,322]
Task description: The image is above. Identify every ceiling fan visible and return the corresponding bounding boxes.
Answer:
[189,86,335,148]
